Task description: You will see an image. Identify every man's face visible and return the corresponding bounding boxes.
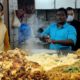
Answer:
[67,10,74,18]
[67,10,74,22]
[56,11,66,24]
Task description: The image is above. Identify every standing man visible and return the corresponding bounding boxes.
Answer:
[67,7,80,50]
[41,8,77,51]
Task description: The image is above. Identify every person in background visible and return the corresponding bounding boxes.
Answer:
[66,7,80,50]
[0,3,10,51]
[40,8,77,51]
[18,23,31,45]
[18,13,31,50]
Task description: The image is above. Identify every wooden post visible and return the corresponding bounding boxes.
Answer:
[3,0,10,41]
[3,0,9,28]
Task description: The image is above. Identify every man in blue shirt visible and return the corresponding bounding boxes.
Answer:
[41,8,77,50]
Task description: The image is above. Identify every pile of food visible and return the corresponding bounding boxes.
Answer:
[0,49,48,80]
[0,48,80,80]
[47,60,80,80]
[27,53,80,71]
[27,49,80,80]
[47,49,80,80]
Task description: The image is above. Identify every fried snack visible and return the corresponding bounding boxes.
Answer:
[47,60,80,80]
[74,49,80,58]
[30,71,49,80]
[1,48,80,80]
[0,49,49,80]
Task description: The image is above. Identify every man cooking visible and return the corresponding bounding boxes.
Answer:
[40,8,77,51]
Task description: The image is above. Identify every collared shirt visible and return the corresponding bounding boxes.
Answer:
[41,22,77,50]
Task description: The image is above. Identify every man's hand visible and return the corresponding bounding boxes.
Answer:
[45,38,51,43]
[45,36,56,44]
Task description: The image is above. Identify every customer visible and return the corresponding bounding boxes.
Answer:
[67,7,80,50]
[0,3,10,51]
[41,8,77,51]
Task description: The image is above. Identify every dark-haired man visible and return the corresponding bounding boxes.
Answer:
[67,7,80,50]
[41,8,77,50]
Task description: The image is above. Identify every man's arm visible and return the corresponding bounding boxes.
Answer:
[39,26,50,42]
[52,40,74,46]
[46,39,74,46]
